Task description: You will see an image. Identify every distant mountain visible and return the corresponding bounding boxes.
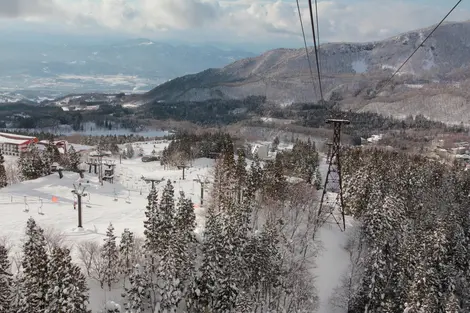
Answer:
[0,38,255,96]
[139,21,470,124]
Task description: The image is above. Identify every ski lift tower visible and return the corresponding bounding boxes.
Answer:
[317,119,350,231]
[141,176,165,189]
[89,149,110,185]
[193,174,210,206]
[71,183,87,229]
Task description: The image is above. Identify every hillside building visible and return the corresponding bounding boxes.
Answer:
[0,132,38,156]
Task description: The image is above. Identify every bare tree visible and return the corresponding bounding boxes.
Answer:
[0,235,12,253]
[76,240,102,278]
[4,162,20,185]
[43,226,67,252]
[10,250,23,275]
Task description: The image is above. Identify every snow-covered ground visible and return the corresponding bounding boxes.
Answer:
[0,140,215,311]
[0,142,353,312]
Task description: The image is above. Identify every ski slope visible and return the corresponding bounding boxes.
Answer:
[0,142,353,312]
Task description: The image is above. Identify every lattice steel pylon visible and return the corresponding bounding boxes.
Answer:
[317,119,350,231]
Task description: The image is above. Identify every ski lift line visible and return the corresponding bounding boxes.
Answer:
[307,0,323,101]
[314,0,321,77]
[295,0,317,98]
[377,0,462,93]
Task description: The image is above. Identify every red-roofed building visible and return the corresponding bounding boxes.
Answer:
[0,132,38,156]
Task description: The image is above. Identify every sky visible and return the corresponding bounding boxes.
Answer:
[0,0,469,51]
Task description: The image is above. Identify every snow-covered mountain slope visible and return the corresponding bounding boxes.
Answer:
[139,21,470,123]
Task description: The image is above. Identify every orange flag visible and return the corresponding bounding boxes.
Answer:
[52,196,58,203]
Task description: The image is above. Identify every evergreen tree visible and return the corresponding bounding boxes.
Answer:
[174,192,196,283]
[18,144,44,180]
[314,167,322,190]
[68,145,81,171]
[125,144,134,159]
[123,264,151,313]
[190,206,224,312]
[119,229,135,287]
[271,136,280,152]
[143,187,159,261]
[0,244,13,313]
[100,223,119,291]
[41,147,52,176]
[247,155,263,197]
[18,218,49,313]
[0,152,7,188]
[158,180,176,248]
[45,247,90,313]
[142,187,161,310]
[264,156,287,201]
[235,149,248,204]
[157,247,183,313]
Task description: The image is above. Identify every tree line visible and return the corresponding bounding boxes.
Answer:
[334,147,469,312]
[17,143,81,181]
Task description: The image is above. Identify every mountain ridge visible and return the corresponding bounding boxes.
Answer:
[138,20,470,124]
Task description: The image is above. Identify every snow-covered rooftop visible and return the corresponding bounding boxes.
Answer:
[0,136,31,145]
[0,132,36,140]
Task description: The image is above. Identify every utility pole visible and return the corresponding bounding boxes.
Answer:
[71,183,87,229]
[318,119,350,231]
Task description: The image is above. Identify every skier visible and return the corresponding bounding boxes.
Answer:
[74,200,77,210]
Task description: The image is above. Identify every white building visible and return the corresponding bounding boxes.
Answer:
[0,132,38,156]
[251,144,269,160]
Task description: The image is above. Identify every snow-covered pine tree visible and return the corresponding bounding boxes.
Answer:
[119,229,135,287]
[241,219,282,312]
[100,223,119,291]
[271,136,280,152]
[41,146,52,176]
[235,149,248,204]
[104,301,121,313]
[0,244,13,313]
[143,187,159,262]
[123,264,151,313]
[189,206,224,312]
[314,167,322,190]
[174,192,196,283]
[10,275,23,313]
[158,180,176,248]
[18,144,44,180]
[142,187,161,311]
[157,247,183,313]
[18,218,49,313]
[68,145,81,171]
[264,155,287,201]
[45,246,91,313]
[0,152,7,188]
[246,155,263,199]
[125,144,134,159]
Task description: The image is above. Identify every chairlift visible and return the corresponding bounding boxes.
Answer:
[86,193,92,208]
[37,198,44,215]
[125,190,131,204]
[23,196,29,213]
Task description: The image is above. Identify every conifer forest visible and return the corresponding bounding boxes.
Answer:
[0,133,468,313]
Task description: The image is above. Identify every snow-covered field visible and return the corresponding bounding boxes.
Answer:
[0,140,353,313]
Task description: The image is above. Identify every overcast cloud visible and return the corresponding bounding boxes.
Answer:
[0,0,469,48]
